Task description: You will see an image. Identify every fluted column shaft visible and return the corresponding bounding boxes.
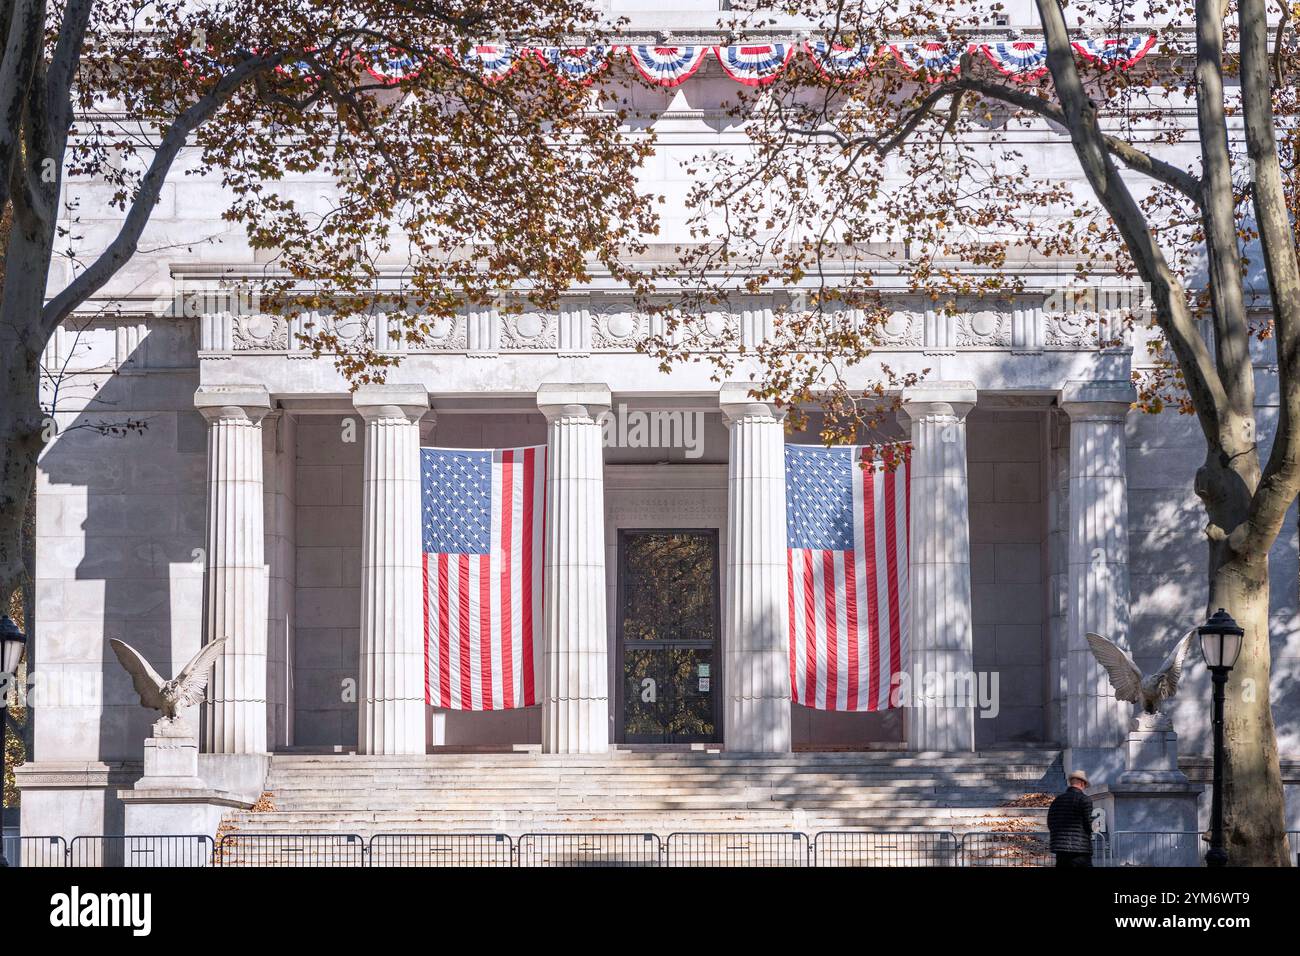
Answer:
[720,384,791,752]
[901,383,977,752]
[538,384,611,753]
[1061,381,1134,751]
[196,386,272,754]
[354,385,430,755]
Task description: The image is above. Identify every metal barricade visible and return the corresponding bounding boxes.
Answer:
[68,835,214,867]
[3,835,67,867]
[368,833,513,867]
[215,832,366,867]
[517,832,661,867]
[961,831,1108,867]
[1106,831,1202,867]
[813,830,960,867]
[665,831,809,867]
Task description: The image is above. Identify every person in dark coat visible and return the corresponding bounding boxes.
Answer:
[1048,769,1095,867]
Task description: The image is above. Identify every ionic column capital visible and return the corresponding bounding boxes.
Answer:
[899,382,978,422]
[1059,380,1135,421]
[352,384,430,424]
[718,383,786,426]
[194,385,273,424]
[537,383,611,424]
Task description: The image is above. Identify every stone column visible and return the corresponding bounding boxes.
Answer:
[353,385,430,755]
[900,382,977,752]
[195,386,273,754]
[719,384,792,752]
[1061,381,1135,778]
[537,384,610,753]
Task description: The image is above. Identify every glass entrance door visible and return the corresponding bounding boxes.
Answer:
[617,530,721,744]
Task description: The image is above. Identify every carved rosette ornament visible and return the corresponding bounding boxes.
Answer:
[1045,308,1104,347]
[683,310,738,349]
[230,312,289,351]
[500,307,557,349]
[876,308,923,347]
[591,300,644,350]
[412,312,466,351]
[957,307,1012,347]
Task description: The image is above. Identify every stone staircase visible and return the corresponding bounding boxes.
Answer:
[217,749,1064,859]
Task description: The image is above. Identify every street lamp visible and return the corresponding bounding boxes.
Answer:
[1198,607,1243,868]
[0,615,27,868]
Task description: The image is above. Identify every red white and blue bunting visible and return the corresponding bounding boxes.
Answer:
[889,41,972,80]
[713,43,797,85]
[981,40,1051,81]
[363,47,424,85]
[535,45,614,84]
[191,36,1158,88]
[452,43,520,81]
[625,45,709,86]
[1071,34,1158,70]
[802,40,876,80]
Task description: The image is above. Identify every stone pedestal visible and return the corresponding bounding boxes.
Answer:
[1090,713,1203,864]
[137,717,205,789]
[719,384,791,752]
[353,385,430,754]
[195,385,273,754]
[1060,381,1135,784]
[538,384,611,753]
[1116,713,1186,784]
[900,383,977,752]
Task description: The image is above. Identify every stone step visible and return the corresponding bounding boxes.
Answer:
[231,750,1062,847]
[265,763,1055,775]
[261,780,1045,790]
[224,806,1049,823]
[268,753,1059,770]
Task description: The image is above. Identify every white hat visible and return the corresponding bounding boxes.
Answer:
[1067,769,1089,785]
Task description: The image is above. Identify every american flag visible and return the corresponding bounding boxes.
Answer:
[422,446,546,710]
[785,444,910,711]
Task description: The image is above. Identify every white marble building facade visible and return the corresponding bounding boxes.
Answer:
[16,6,1300,839]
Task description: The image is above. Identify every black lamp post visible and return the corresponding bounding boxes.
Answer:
[1198,607,1243,868]
[0,614,27,868]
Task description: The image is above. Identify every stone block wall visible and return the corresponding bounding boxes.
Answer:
[967,409,1050,746]
[291,414,363,748]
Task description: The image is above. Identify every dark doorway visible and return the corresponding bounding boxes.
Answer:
[616,530,722,744]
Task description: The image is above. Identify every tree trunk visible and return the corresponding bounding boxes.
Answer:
[1200,456,1292,866]
[0,216,54,619]
[0,338,40,619]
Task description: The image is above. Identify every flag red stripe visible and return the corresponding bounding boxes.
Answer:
[437,553,451,709]
[844,546,858,711]
[457,554,472,710]
[786,556,798,704]
[802,550,817,704]
[521,447,537,707]
[499,450,515,707]
[863,458,881,712]
[884,454,903,681]
[822,549,838,707]
[479,553,492,709]
[422,553,432,706]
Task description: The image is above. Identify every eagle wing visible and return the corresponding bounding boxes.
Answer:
[1150,629,1196,700]
[171,637,228,707]
[109,639,168,711]
[1084,631,1143,704]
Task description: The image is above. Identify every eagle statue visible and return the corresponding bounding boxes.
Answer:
[1084,629,1196,716]
[109,637,228,720]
